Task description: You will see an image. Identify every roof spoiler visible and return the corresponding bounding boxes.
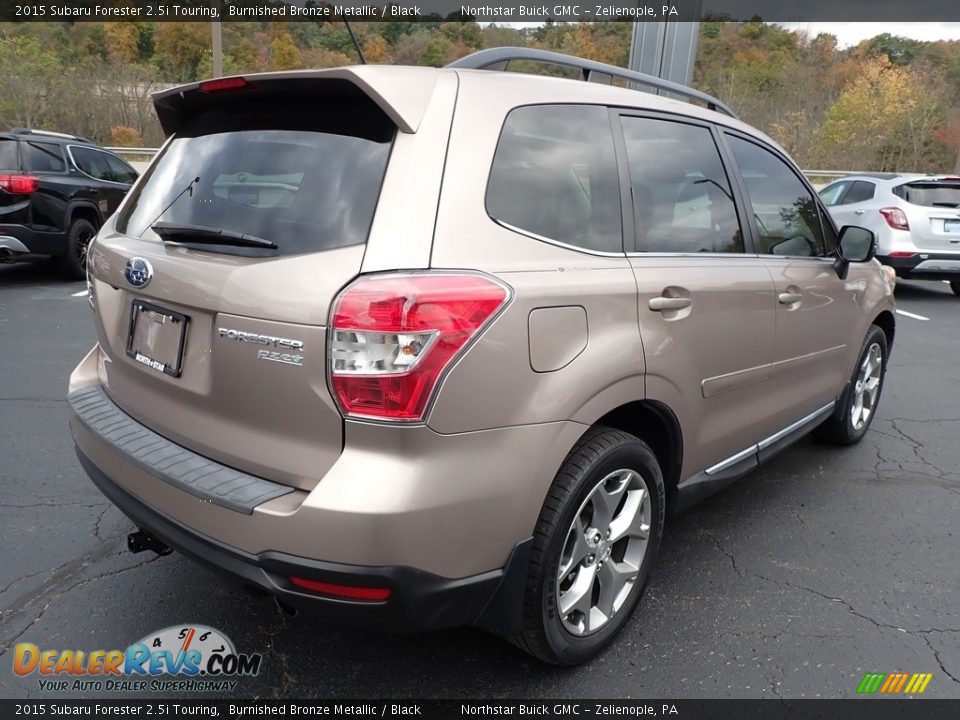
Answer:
[448,47,737,119]
[151,66,441,137]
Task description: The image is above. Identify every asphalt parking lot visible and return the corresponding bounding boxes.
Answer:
[0,261,958,700]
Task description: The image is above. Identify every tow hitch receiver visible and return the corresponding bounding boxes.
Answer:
[127,530,173,557]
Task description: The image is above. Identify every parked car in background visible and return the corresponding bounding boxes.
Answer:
[0,129,139,279]
[69,48,895,665]
[820,173,960,296]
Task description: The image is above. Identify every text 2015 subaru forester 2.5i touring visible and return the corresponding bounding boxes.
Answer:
[69,49,895,665]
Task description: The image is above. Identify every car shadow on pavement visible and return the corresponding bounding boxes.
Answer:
[0,262,68,287]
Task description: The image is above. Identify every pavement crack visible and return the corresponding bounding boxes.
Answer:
[920,635,960,686]
[703,532,743,579]
[889,419,948,477]
[0,556,159,658]
[93,506,111,542]
[0,501,109,510]
[0,569,46,598]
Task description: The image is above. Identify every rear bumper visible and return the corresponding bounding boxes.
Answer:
[881,252,960,279]
[0,223,67,256]
[76,447,530,633]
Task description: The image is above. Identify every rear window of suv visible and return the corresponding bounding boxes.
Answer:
[116,96,394,257]
[893,181,960,208]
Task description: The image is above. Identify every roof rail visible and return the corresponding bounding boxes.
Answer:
[10,128,92,143]
[447,47,737,119]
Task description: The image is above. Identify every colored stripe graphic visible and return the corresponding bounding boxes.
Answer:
[857,673,886,693]
[857,672,932,694]
[914,674,933,694]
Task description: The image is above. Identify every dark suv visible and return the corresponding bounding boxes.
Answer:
[0,129,139,279]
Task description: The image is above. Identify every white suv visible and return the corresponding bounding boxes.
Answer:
[820,174,960,295]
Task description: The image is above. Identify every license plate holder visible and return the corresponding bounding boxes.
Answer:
[126,300,188,378]
[944,219,960,233]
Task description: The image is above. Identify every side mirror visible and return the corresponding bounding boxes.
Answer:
[838,225,876,263]
[834,225,876,279]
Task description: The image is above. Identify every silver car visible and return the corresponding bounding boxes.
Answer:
[820,173,960,295]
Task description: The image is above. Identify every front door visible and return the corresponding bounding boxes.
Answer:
[723,132,864,427]
[617,113,779,479]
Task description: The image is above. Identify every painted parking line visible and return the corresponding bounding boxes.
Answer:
[896,309,930,321]
[71,289,89,297]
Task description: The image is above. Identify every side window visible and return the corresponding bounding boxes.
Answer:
[486,105,622,253]
[22,141,66,173]
[620,116,743,253]
[727,135,825,257]
[841,180,875,204]
[0,139,18,170]
[819,181,850,206]
[71,146,112,181]
[105,153,138,184]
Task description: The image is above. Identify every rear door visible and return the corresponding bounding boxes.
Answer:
[618,112,778,476]
[69,145,128,218]
[894,179,960,252]
[88,83,398,490]
[828,180,876,230]
[723,132,862,420]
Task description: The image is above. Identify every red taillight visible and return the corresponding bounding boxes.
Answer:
[888,251,917,258]
[879,207,909,231]
[329,273,510,422]
[199,76,249,93]
[289,576,391,602]
[0,175,39,194]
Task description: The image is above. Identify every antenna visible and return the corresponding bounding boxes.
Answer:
[343,19,366,64]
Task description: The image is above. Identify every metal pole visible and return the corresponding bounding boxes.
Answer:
[211,0,223,78]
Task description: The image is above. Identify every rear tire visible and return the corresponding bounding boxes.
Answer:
[56,218,97,280]
[815,325,888,446]
[510,426,665,665]
[949,280,960,297]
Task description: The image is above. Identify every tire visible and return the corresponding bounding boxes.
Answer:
[56,218,97,280]
[510,426,665,665]
[815,325,888,446]
[949,280,960,297]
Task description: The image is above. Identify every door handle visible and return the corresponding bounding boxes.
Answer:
[854,209,865,215]
[778,292,802,304]
[649,296,692,312]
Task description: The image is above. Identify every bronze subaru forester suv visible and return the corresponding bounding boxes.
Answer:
[69,48,895,664]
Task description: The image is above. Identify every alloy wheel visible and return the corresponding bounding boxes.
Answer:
[556,469,651,636]
[851,342,883,431]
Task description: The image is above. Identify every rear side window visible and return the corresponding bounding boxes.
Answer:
[486,105,622,254]
[22,141,66,173]
[620,116,742,253]
[893,181,960,208]
[105,153,138,184]
[0,139,18,170]
[841,181,875,204]
[71,146,114,181]
[117,96,394,257]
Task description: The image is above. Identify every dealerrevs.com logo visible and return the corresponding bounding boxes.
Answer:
[13,625,262,693]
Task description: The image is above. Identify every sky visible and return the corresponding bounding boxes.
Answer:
[781,22,960,48]
[498,22,960,48]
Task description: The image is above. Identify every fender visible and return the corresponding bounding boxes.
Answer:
[64,199,103,230]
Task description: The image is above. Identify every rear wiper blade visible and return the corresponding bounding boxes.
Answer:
[151,222,277,249]
[931,202,960,208]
